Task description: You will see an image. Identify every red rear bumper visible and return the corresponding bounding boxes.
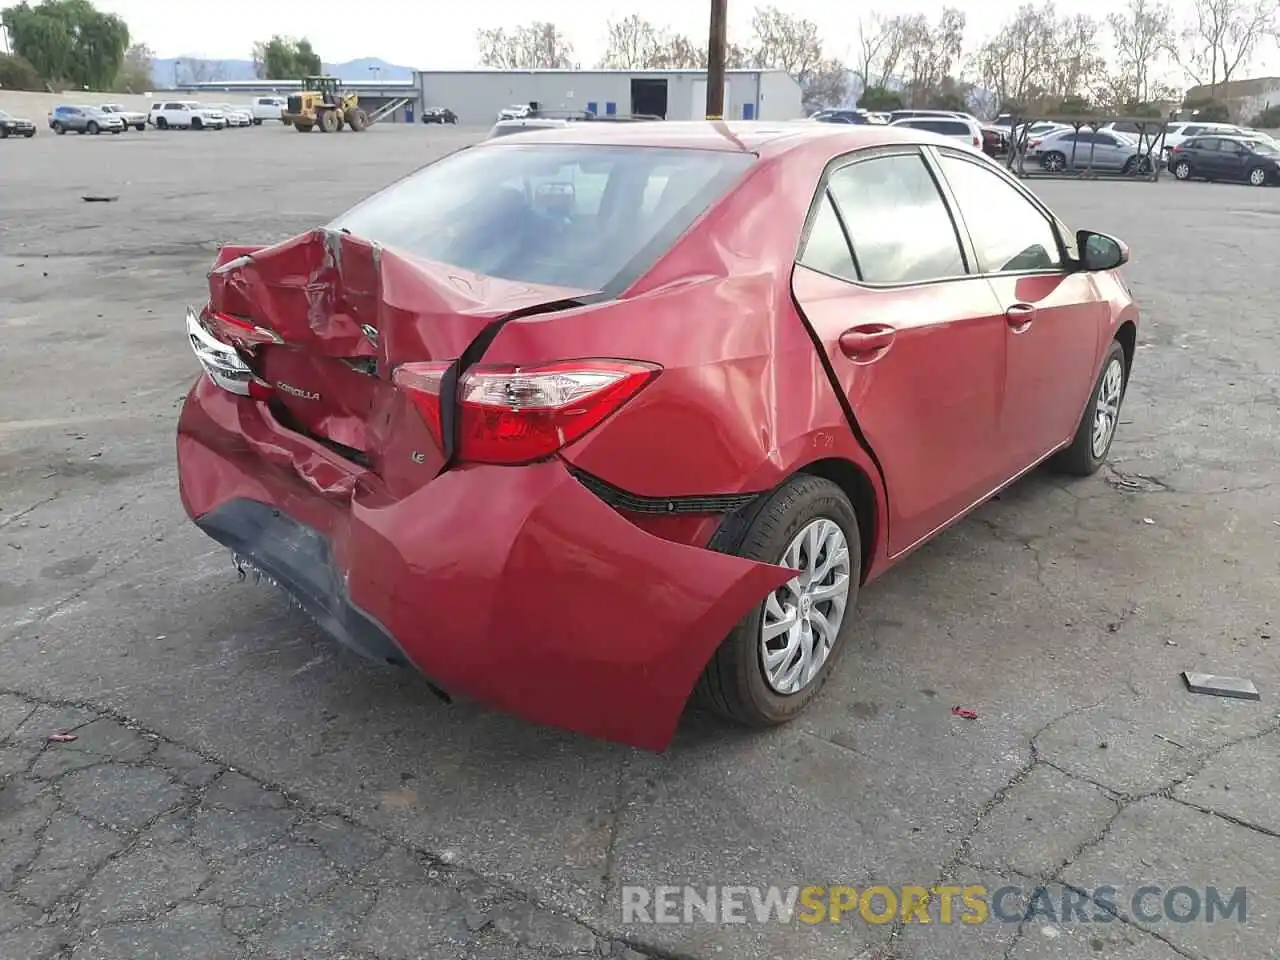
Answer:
[177,376,792,750]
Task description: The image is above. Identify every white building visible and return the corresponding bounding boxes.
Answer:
[417,69,803,124]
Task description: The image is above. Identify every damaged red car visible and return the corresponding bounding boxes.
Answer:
[177,122,1138,750]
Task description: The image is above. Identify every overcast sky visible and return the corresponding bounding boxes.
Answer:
[95,0,1279,78]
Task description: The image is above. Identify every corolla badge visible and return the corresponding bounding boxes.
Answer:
[276,382,320,401]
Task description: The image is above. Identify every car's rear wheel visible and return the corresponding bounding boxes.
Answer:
[1174,160,1192,180]
[87,121,99,134]
[191,118,203,130]
[156,117,168,130]
[1248,166,1268,186]
[1049,339,1128,477]
[695,475,860,726]
[52,122,64,134]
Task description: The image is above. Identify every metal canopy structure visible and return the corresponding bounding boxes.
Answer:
[1006,114,1169,182]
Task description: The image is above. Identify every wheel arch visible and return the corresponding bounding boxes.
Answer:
[1114,318,1137,382]
[797,457,878,584]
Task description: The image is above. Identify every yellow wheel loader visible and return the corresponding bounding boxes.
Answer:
[281,76,370,133]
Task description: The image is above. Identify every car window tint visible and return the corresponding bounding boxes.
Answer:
[1198,138,1221,151]
[798,192,858,281]
[937,153,1062,274]
[328,145,754,292]
[827,153,966,284]
[1112,122,1139,133]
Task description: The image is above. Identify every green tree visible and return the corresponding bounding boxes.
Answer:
[1,0,129,90]
[1251,104,1280,128]
[0,51,44,89]
[1182,95,1229,122]
[858,85,903,110]
[253,35,322,79]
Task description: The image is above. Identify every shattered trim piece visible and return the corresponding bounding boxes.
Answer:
[1182,671,1260,701]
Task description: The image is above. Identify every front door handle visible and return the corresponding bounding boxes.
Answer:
[1005,303,1036,330]
[838,324,896,360]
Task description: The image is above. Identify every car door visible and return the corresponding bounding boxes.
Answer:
[1217,139,1252,180]
[790,146,1010,556]
[932,147,1104,468]
[1191,137,1225,176]
[1091,131,1128,170]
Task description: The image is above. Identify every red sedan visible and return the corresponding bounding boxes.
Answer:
[177,122,1138,750]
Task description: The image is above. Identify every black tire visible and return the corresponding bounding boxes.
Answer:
[1173,160,1192,180]
[191,118,202,130]
[24,131,35,138]
[135,123,145,131]
[53,122,65,134]
[253,118,262,125]
[1248,166,1269,187]
[0,127,7,139]
[156,117,168,130]
[87,121,99,134]
[1049,339,1128,477]
[694,474,861,726]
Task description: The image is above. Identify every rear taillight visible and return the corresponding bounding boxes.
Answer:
[1171,145,1182,152]
[185,306,274,399]
[1028,138,1042,149]
[393,359,660,465]
[973,135,980,147]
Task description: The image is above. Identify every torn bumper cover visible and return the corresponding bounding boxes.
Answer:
[178,377,793,751]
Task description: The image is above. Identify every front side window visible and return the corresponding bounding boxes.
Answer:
[826,152,966,284]
[937,152,1062,274]
[329,144,754,292]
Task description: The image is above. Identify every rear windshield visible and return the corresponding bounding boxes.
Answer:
[910,120,968,135]
[329,143,755,293]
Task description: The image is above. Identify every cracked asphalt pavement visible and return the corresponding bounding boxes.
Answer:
[1,124,1277,960]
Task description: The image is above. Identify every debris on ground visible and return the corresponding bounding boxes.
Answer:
[951,706,978,720]
[81,195,119,202]
[1153,733,1188,749]
[47,733,78,742]
[1182,671,1260,701]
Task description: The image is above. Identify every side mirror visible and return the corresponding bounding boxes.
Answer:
[1077,230,1128,271]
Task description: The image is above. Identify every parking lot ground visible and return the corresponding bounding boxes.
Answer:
[1,123,1278,960]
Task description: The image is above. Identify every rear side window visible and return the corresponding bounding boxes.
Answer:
[826,152,966,284]
[329,144,755,293]
[799,194,858,281]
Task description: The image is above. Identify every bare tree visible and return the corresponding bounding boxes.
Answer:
[899,8,966,107]
[1044,14,1106,100]
[801,58,850,112]
[652,33,706,69]
[1173,0,1280,90]
[477,22,574,69]
[181,58,225,84]
[1107,0,1173,104]
[598,15,665,68]
[973,3,1105,109]
[855,14,903,91]
[750,5,822,76]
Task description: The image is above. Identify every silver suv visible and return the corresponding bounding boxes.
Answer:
[48,105,125,135]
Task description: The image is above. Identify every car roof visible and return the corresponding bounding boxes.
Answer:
[471,119,949,157]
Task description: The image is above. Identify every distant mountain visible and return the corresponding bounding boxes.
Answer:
[149,56,416,87]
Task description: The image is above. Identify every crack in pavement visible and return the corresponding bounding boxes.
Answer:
[0,688,663,960]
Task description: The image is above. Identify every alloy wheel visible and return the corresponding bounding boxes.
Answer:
[1092,357,1124,459]
[1175,162,1191,180]
[1250,168,1267,186]
[760,518,852,695]
[1042,153,1065,172]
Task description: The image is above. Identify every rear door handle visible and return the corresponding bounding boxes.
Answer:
[838,324,896,360]
[1005,303,1036,329]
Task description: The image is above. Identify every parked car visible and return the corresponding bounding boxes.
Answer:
[177,122,1137,750]
[497,104,532,120]
[208,103,253,127]
[889,109,981,125]
[889,114,984,151]
[48,105,124,135]
[251,96,287,125]
[97,103,147,131]
[422,107,458,124]
[811,109,876,125]
[1168,134,1280,186]
[150,101,227,130]
[1158,121,1245,160]
[0,109,36,138]
[1024,128,1150,174]
[979,126,1008,157]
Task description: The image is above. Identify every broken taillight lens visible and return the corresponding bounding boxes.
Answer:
[393,359,660,465]
[185,306,274,399]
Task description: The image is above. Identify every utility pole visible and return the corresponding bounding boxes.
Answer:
[705,0,727,118]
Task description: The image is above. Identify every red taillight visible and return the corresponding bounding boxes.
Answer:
[1170,145,1182,152]
[201,307,282,349]
[1028,138,1041,149]
[393,359,660,465]
[973,135,980,147]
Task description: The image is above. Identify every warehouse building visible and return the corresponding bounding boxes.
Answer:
[418,69,803,124]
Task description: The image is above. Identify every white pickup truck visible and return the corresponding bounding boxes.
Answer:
[98,103,147,131]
